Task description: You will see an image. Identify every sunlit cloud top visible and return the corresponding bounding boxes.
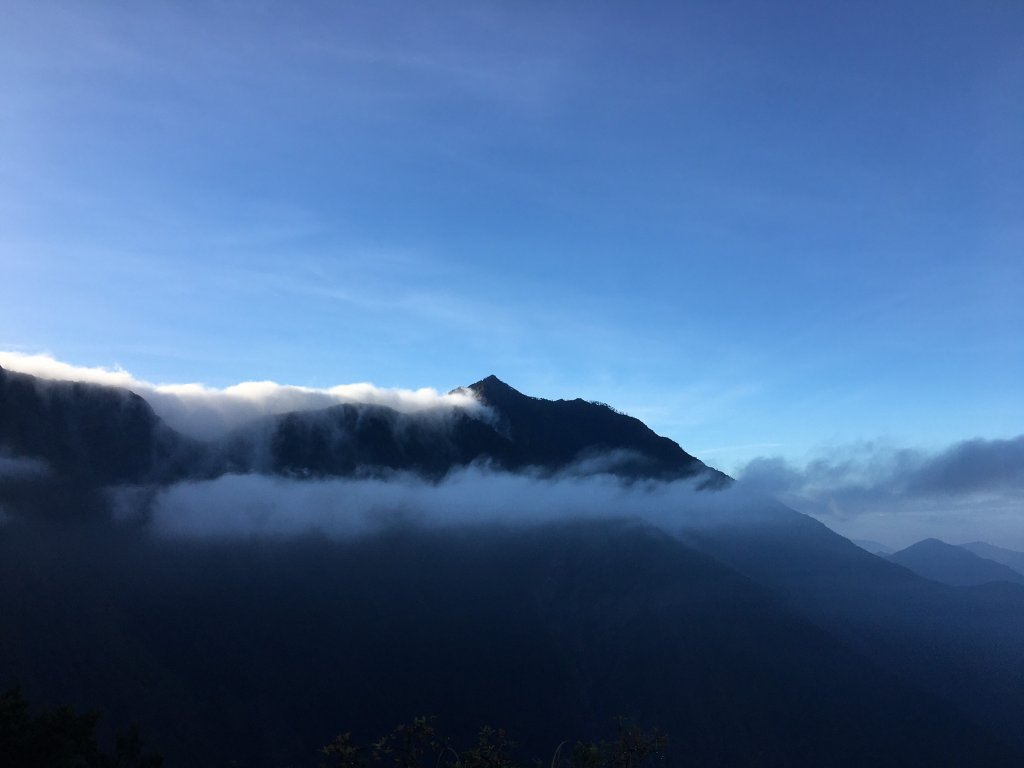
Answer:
[0,351,485,440]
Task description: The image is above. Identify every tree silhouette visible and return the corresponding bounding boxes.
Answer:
[322,717,666,768]
[0,687,163,768]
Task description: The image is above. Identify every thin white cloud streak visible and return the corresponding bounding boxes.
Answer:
[143,467,767,541]
[0,352,487,440]
[0,454,49,479]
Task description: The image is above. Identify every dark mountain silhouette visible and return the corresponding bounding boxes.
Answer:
[2,366,1024,764]
[218,375,728,483]
[0,365,192,486]
[1,519,1019,767]
[462,376,729,485]
[888,538,1024,587]
[959,541,1024,576]
[851,538,893,555]
[223,401,509,478]
[685,510,1024,754]
[0,368,725,490]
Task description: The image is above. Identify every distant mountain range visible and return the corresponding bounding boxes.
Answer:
[1,365,1023,767]
[852,535,1024,586]
[852,538,893,555]
[886,538,1024,586]
[960,540,1024,575]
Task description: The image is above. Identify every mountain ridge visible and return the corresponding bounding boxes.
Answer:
[463,375,729,486]
[887,537,1024,587]
[2,366,1024,764]
[0,366,728,492]
[959,541,1024,576]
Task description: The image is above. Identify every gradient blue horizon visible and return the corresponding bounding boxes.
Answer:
[2,1,1021,474]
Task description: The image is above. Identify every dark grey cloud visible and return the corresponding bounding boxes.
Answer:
[735,435,1024,549]
[905,436,1024,496]
[738,435,1024,500]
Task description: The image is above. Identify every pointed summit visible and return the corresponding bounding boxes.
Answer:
[888,538,1024,586]
[468,374,515,391]
[466,375,530,409]
[458,374,730,485]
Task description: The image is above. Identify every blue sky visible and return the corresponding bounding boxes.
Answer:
[1,0,1022,478]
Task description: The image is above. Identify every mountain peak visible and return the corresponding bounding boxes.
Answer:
[457,374,729,485]
[470,374,516,390]
[466,375,529,406]
[888,538,1024,586]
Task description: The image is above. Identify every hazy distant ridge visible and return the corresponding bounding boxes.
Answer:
[887,538,1024,586]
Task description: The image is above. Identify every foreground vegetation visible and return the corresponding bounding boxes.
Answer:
[321,717,666,768]
[0,687,163,768]
[2,688,665,768]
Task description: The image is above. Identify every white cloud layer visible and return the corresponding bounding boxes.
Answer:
[139,467,768,540]
[0,352,487,440]
[4,351,1020,550]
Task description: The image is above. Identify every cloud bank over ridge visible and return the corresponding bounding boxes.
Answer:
[0,352,487,440]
